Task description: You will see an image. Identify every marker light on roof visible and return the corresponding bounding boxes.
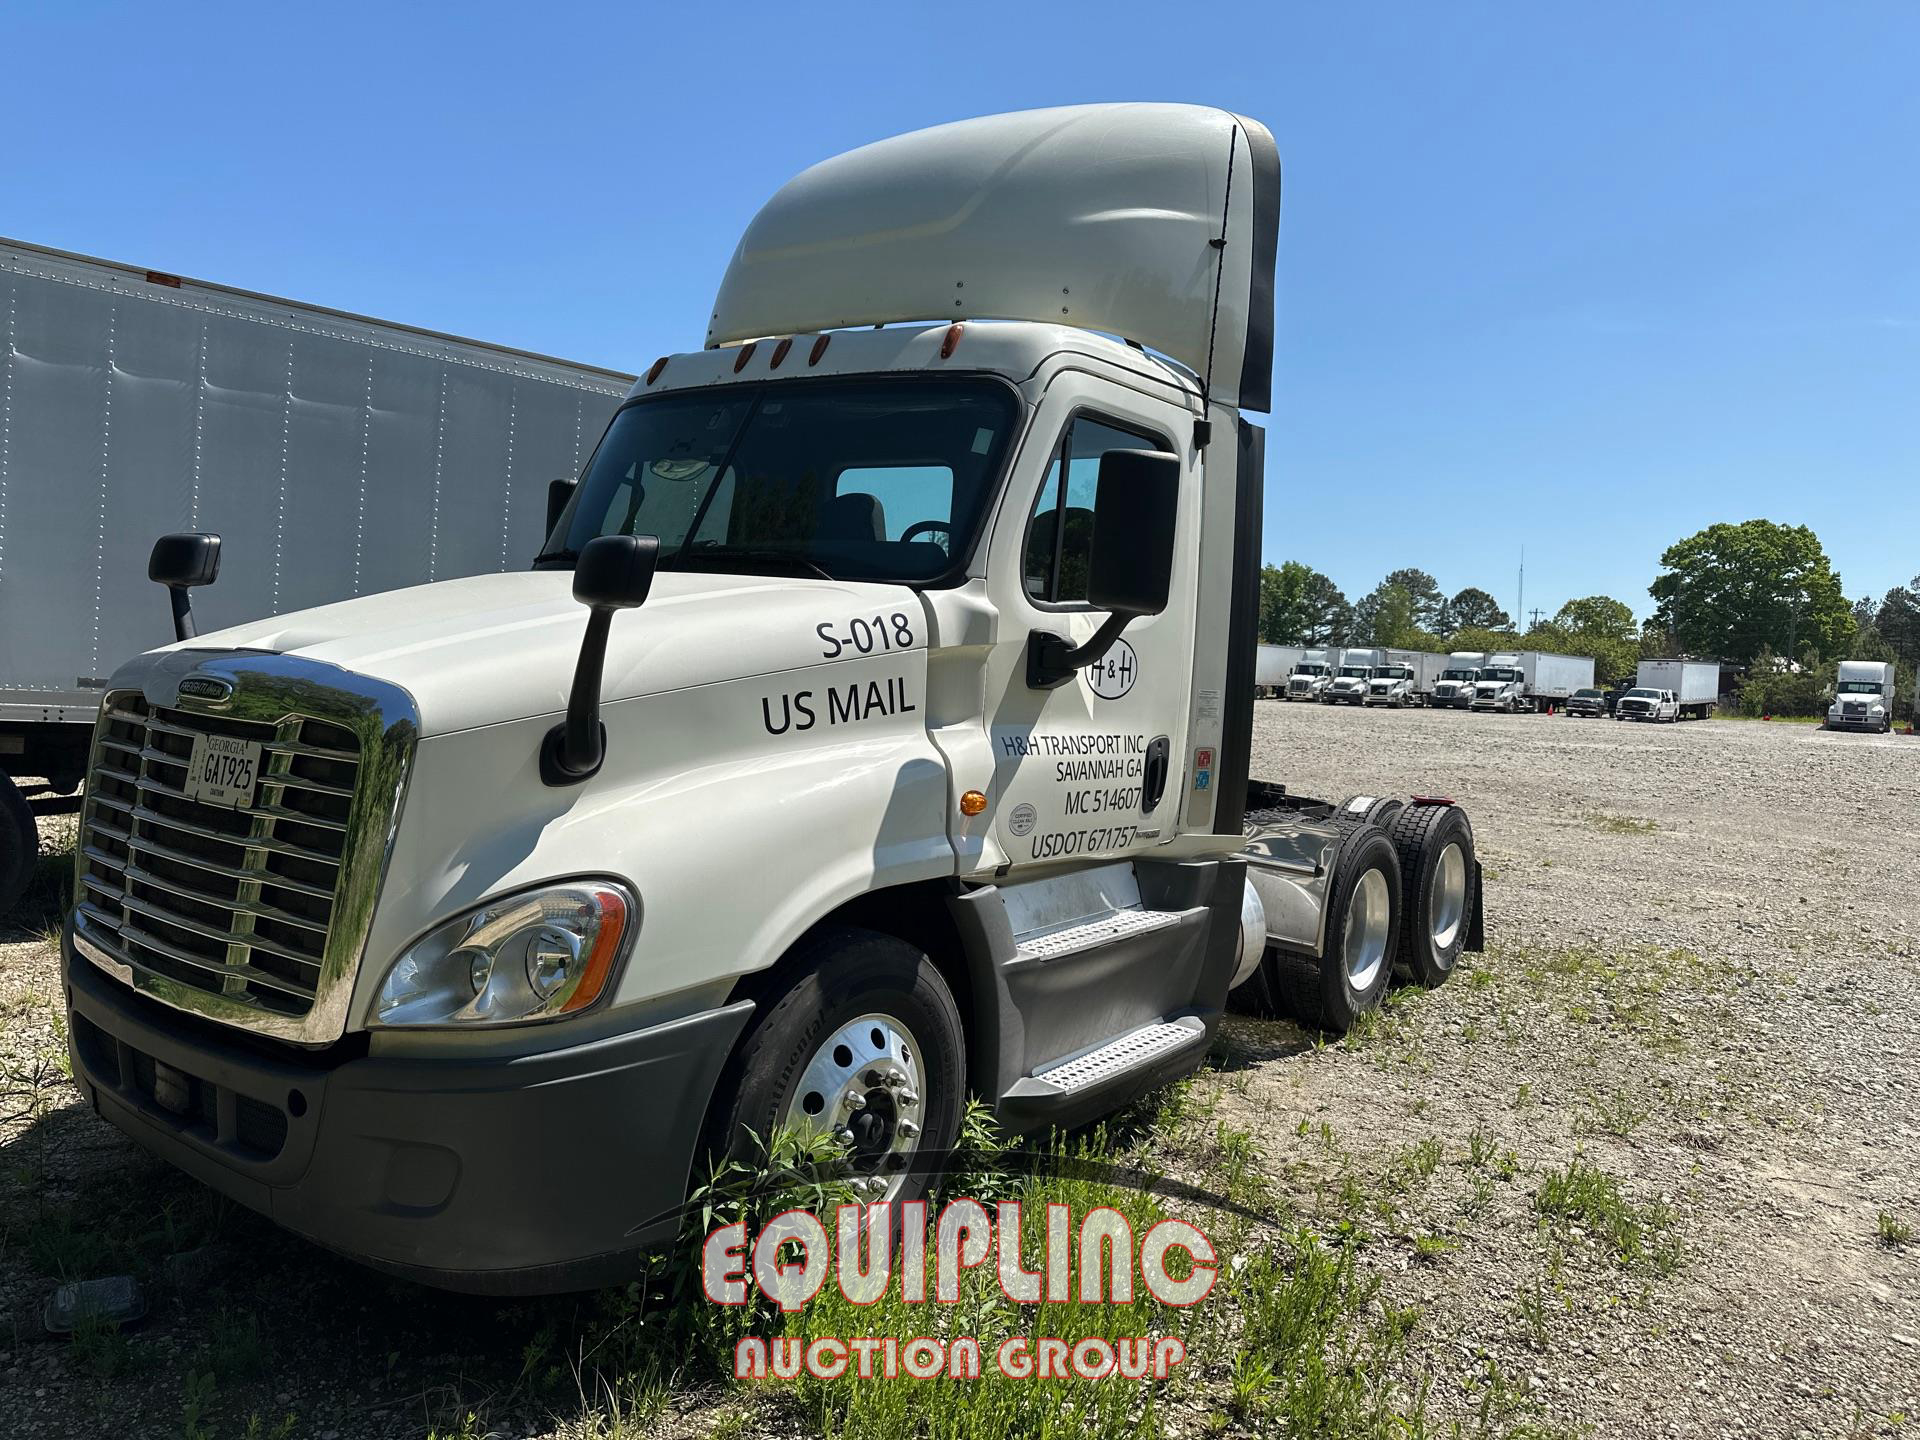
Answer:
[808,334,831,366]
[769,337,792,369]
[645,356,669,385]
[733,342,758,373]
[940,322,964,359]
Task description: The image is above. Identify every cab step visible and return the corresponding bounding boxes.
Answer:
[1013,907,1185,963]
[999,1014,1209,1124]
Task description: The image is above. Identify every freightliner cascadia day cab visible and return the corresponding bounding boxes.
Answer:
[0,238,631,914]
[61,104,1484,1294]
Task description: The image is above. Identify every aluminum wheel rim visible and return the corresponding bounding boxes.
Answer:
[1343,868,1391,991]
[1430,842,1466,952]
[782,1012,925,1202]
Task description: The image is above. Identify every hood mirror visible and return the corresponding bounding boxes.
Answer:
[542,534,659,786]
[148,532,222,642]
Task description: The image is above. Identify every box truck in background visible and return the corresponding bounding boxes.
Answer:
[1469,651,1595,713]
[0,238,631,911]
[1636,659,1720,721]
[1256,644,1303,698]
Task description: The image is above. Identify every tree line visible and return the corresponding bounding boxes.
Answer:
[1261,518,1918,710]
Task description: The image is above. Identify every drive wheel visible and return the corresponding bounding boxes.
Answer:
[1387,803,1476,987]
[1269,823,1401,1032]
[0,778,36,916]
[713,927,965,1210]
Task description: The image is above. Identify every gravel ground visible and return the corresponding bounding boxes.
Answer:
[1212,701,1920,1437]
[3,708,1918,1437]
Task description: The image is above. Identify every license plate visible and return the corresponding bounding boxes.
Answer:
[182,733,262,810]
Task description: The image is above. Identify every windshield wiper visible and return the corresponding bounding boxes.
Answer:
[661,546,835,582]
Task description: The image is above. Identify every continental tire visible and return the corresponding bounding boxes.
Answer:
[713,927,964,1214]
[1268,823,1401,1032]
[1387,803,1476,987]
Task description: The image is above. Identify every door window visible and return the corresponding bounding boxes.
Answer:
[1022,415,1168,605]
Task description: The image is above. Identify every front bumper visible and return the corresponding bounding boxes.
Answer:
[63,927,751,1294]
[1827,714,1883,731]
[1566,703,1604,717]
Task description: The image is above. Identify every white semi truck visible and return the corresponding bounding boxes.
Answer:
[59,105,1484,1294]
[1826,660,1896,733]
[1429,651,1486,710]
[1363,657,1418,708]
[1325,647,1383,705]
[0,238,632,913]
[1636,659,1720,721]
[1469,650,1596,714]
[1284,647,1336,701]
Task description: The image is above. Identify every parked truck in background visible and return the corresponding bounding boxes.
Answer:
[1615,687,1680,722]
[1363,657,1418,708]
[0,237,632,913]
[1256,644,1303,699]
[1825,660,1896,733]
[1469,651,1595,714]
[1637,659,1720,721]
[1326,647,1382,705]
[56,105,1482,1295]
[1285,648,1336,701]
[1429,652,1486,710]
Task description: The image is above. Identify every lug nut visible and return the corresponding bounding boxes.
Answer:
[898,1089,919,1108]
[897,1120,920,1140]
[843,1089,867,1111]
[883,1067,907,1089]
[833,1127,857,1148]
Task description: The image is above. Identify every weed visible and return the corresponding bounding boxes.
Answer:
[1412,1234,1457,1264]
[1878,1211,1913,1247]
[1584,811,1657,835]
[1581,1087,1653,1138]
[71,1312,140,1379]
[1534,1159,1681,1276]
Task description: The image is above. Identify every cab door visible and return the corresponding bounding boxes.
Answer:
[976,375,1199,873]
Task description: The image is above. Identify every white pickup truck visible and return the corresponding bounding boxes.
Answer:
[60,104,1483,1295]
[1614,687,1680,722]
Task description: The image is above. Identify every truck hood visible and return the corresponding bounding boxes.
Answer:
[149,569,921,735]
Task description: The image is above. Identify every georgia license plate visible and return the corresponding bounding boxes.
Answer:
[182,732,262,810]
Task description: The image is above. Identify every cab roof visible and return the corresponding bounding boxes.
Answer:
[705,104,1279,413]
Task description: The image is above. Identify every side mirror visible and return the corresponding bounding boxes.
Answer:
[1027,450,1179,689]
[148,532,222,641]
[541,534,659,785]
[546,478,577,537]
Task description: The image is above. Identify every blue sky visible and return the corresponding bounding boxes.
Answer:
[6,2,1915,621]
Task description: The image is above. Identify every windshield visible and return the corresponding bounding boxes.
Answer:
[541,378,1018,583]
[1837,680,1884,694]
[1481,669,1520,683]
[1338,667,1371,678]
[1441,669,1476,681]
[1626,688,1662,699]
[1575,689,1602,698]
[1292,664,1328,676]
[1377,668,1412,681]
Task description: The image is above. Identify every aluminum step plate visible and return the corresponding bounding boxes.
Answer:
[1015,908,1183,963]
[1031,1020,1202,1095]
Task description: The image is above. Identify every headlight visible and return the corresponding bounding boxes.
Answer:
[1871,704,1886,714]
[371,882,634,1027]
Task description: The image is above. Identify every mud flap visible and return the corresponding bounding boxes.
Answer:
[1465,859,1486,952]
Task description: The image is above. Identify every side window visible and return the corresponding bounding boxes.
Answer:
[1022,415,1166,604]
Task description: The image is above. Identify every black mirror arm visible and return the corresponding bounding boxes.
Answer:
[168,587,197,643]
[1026,611,1133,690]
[541,607,614,784]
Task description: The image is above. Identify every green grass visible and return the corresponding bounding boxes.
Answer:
[1878,1211,1913,1247]
[1533,1160,1681,1276]
[1582,811,1657,835]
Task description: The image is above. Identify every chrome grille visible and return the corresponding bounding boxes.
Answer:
[76,695,362,1018]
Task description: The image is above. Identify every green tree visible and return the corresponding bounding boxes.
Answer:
[1648,520,1854,665]
[1380,568,1446,631]
[1440,587,1510,635]
[1258,561,1351,645]
[1447,624,1520,657]
[1876,576,1920,673]
[1551,595,1641,686]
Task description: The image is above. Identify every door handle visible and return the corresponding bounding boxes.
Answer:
[1142,735,1170,813]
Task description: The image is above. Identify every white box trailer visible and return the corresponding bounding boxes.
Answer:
[0,237,632,909]
[1637,659,1720,720]
[1255,643,1303,697]
[1469,650,1595,712]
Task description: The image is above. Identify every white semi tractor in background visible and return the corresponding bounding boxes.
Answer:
[1636,659,1721,721]
[58,105,1483,1294]
[1470,651,1596,713]
[1325,647,1383,705]
[1285,647,1337,701]
[0,238,632,913]
[1429,652,1486,709]
[1826,660,1897,733]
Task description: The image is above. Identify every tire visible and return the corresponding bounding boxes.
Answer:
[1267,823,1401,1032]
[1337,794,1406,830]
[0,777,36,916]
[1386,803,1476,987]
[711,927,965,1212]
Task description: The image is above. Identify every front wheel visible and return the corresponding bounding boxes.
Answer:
[712,927,965,1207]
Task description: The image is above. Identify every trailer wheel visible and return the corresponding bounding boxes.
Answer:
[712,927,965,1214]
[1387,803,1476,987]
[1268,823,1401,1032]
[0,777,37,916]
